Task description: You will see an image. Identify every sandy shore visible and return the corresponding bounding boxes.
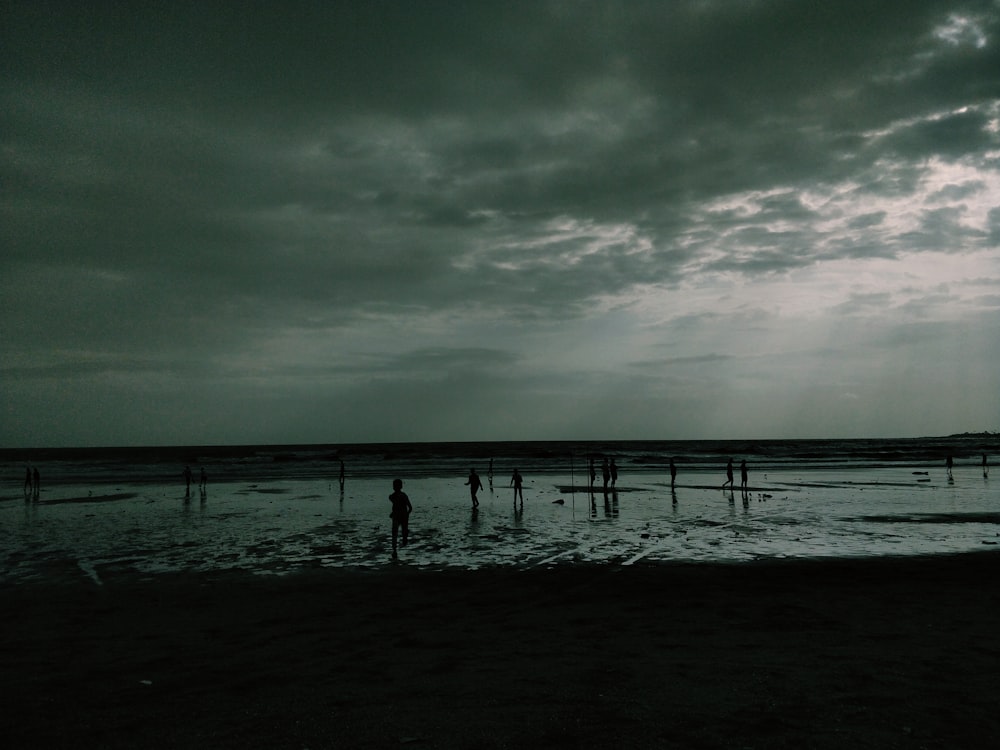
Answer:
[3,553,999,749]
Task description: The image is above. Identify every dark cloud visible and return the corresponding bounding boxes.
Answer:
[2,0,999,445]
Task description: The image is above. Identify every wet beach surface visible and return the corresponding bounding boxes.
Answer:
[2,554,999,748]
[2,464,997,582]
[2,457,998,748]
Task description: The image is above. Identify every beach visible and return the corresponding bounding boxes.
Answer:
[3,553,999,749]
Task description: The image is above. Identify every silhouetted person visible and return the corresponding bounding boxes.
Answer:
[983,453,989,478]
[670,457,677,488]
[602,458,610,490]
[946,454,953,479]
[488,458,494,481]
[610,459,618,487]
[183,465,193,494]
[32,467,40,498]
[24,466,32,496]
[389,478,412,558]
[589,458,596,487]
[200,467,207,488]
[339,459,345,489]
[510,468,524,506]
[740,460,748,491]
[465,468,484,508]
[723,458,734,490]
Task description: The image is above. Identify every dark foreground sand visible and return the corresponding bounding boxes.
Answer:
[3,553,999,749]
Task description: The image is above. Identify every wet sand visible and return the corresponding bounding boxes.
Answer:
[3,553,999,749]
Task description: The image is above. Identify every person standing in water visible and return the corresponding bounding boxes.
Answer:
[183,465,193,495]
[602,458,611,490]
[389,479,412,559]
[740,460,748,491]
[983,453,989,478]
[946,454,954,479]
[723,458,734,490]
[510,468,524,507]
[589,458,596,488]
[669,458,677,488]
[610,459,618,488]
[465,468,484,508]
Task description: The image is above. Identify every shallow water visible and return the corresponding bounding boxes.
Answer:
[2,460,997,582]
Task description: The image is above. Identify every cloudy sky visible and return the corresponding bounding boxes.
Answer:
[3,1,999,447]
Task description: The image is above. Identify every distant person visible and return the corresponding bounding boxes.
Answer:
[488,458,494,481]
[610,459,618,487]
[339,459,346,489]
[602,458,610,490]
[388,479,412,559]
[510,468,524,506]
[740,460,748,491]
[723,458,734,490]
[32,467,40,498]
[465,468,484,508]
[24,466,32,496]
[983,453,989,478]
[669,458,677,488]
[200,467,207,488]
[946,454,954,479]
[183,465,193,493]
[589,459,596,487]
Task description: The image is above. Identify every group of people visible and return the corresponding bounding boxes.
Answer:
[182,465,208,497]
[23,466,40,499]
[587,457,619,490]
[465,466,523,509]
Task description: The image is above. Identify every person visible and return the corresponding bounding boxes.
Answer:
[983,453,989,478]
[610,459,618,488]
[740,460,748,491]
[946,454,954,479]
[589,459,596,488]
[183,465,193,494]
[24,466,32,496]
[339,459,346,489]
[723,458,734,490]
[669,457,677,488]
[32,467,40,498]
[602,458,610,490]
[465,468,484,508]
[200,467,207,488]
[510,468,524,506]
[388,479,412,558]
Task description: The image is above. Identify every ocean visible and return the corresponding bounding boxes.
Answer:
[2,436,997,582]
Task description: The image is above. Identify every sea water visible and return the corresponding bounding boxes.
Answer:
[1,438,997,582]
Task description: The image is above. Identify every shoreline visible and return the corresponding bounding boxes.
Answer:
[3,552,999,748]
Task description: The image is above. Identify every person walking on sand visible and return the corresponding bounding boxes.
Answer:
[946,454,954,479]
[24,466,32,497]
[723,458,734,490]
[465,468,484,508]
[602,458,610,490]
[389,478,412,558]
[183,465,193,494]
[670,457,677,488]
[610,459,618,488]
[511,468,524,507]
[200,467,207,489]
[32,467,40,498]
[740,460,748,492]
[589,458,596,488]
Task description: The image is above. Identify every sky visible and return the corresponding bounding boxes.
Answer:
[2,0,999,447]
